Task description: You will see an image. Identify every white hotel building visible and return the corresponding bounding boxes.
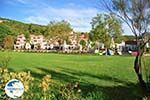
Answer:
[30,35,47,49]
[14,34,26,49]
[14,34,48,50]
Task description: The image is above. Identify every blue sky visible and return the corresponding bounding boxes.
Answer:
[0,0,131,34]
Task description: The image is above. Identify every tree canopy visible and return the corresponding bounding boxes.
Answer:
[90,13,123,48]
[0,24,16,47]
[47,20,73,44]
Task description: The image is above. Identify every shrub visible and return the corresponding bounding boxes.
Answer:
[3,35,14,50]
[86,91,108,100]
[59,82,82,100]
[142,56,150,86]
[39,75,52,92]
[80,40,86,47]
[0,68,33,99]
[0,54,11,68]
[0,68,105,100]
[0,68,84,100]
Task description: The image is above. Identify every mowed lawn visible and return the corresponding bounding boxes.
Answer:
[2,52,144,99]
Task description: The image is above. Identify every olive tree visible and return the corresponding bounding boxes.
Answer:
[102,0,150,87]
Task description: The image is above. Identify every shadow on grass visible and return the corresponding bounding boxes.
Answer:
[60,67,133,85]
[56,67,146,99]
[80,82,144,100]
[23,67,79,82]
[24,67,147,100]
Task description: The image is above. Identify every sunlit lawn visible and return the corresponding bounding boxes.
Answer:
[1,52,145,99]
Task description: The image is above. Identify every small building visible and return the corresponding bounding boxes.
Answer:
[30,35,44,45]
[30,35,47,49]
[14,34,26,49]
[125,41,137,52]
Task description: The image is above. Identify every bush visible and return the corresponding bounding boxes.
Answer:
[86,91,109,100]
[0,68,33,99]
[3,35,14,50]
[0,52,11,68]
[0,68,84,100]
[142,56,150,86]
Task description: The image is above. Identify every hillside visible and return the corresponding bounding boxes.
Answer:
[0,17,47,37]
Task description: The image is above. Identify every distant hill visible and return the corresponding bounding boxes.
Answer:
[0,17,47,37]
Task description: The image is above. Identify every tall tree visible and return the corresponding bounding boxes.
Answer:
[90,14,123,48]
[0,24,15,47]
[47,20,73,44]
[102,0,150,87]
[3,35,14,50]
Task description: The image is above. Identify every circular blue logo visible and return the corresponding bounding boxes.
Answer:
[5,79,24,99]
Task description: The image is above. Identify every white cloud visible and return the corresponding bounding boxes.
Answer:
[24,6,99,32]
[24,6,133,34]
[25,16,49,25]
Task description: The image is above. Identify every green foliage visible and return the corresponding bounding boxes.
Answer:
[142,56,150,84]
[0,24,15,46]
[0,18,47,40]
[90,14,123,48]
[0,52,11,68]
[86,91,109,100]
[109,0,150,87]
[28,24,47,35]
[0,68,33,99]
[0,68,82,100]
[123,35,135,41]
[0,25,11,36]
[79,40,86,47]
[2,20,29,34]
[112,0,150,33]
[3,35,14,50]
[47,20,73,43]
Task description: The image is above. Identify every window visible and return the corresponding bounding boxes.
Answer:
[38,37,40,39]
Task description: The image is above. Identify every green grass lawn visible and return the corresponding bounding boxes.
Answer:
[1,52,145,99]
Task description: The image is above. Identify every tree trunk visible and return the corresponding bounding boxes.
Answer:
[134,45,146,87]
